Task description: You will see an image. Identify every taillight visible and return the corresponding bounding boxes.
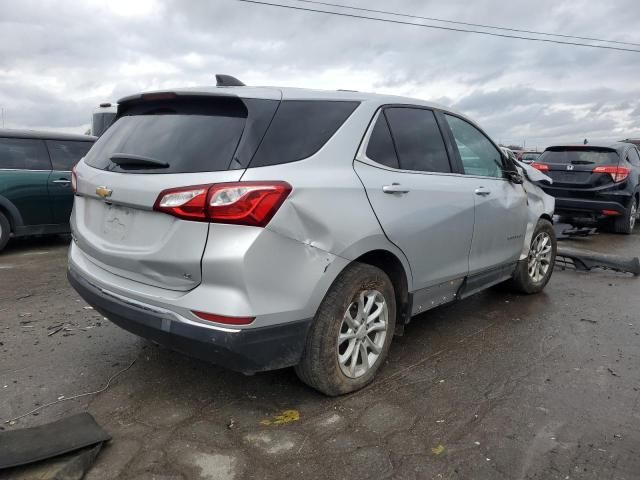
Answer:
[153,185,210,221]
[192,311,255,325]
[71,166,78,193]
[592,165,630,183]
[153,181,292,226]
[530,162,549,172]
[208,182,292,227]
[602,209,622,216]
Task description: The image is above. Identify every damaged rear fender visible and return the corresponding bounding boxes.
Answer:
[296,233,414,325]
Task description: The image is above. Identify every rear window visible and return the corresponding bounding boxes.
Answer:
[0,137,51,170]
[84,97,250,174]
[539,148,619,165]
[46,140,94,171]
[249,100,359,167]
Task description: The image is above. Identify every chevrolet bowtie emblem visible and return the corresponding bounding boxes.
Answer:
[96,186,113,199]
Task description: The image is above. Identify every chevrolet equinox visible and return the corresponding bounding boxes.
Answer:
[68,81,556,395]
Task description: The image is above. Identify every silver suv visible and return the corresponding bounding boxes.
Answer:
[68,83,556,395]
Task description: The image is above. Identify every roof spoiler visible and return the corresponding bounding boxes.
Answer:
[216,74,245,87]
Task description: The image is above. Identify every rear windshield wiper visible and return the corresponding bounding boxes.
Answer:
[109,153,169,168]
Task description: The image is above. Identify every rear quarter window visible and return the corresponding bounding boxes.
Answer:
[249,100,359,167]
[365,113,399,169]
[46,140,94,171]
[0,137,51,170]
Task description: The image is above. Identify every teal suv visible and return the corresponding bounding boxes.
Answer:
[0,129,95,251]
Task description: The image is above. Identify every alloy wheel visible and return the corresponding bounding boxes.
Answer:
[337,289,388,379]
[630,199,637,231]
[527,232,553,283]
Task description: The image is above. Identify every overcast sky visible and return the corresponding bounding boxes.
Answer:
[2,0,640,148]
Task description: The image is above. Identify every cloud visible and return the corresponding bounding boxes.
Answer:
[1,0,640,145]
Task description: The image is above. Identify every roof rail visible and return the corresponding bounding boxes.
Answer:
[215,74,245,87]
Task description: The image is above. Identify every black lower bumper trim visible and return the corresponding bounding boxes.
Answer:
[554,197,629,218]
[67,268,312,374]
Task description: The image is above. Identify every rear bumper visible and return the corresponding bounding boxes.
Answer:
[68,266,312,373]
[554,197,628,217]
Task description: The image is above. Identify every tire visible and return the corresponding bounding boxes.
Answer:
[0,212,10,252]
[611,196,637,234]
[295,263,396,396]
[507,219,556,294]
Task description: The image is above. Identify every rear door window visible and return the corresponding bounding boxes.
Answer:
[0,137,51,170]
[250,100,359,167]
[383,107,451,173]
[365,113,399,169]
[46,140,94,171]
[445,115,504,178]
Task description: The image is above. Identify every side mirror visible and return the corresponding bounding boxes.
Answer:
[507,171,524,184]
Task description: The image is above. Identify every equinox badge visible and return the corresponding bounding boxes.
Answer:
[96,186,113,199]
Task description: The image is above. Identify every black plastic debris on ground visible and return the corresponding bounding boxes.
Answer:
[553,223,598,240]
[556,247,640,276]
[0,413,110,470]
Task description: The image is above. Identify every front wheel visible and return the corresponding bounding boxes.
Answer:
[295,263,396,396]
[507,219,557,294]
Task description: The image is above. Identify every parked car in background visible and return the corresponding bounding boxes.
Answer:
[520,151,541,164]
[68,83,556,395]
[532,143,640,233]
[0,129,96,251]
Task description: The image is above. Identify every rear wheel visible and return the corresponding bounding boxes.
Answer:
[507,219,556,294]
[612,197,637,234]
[295,263,396,396]
[0,212,10,252]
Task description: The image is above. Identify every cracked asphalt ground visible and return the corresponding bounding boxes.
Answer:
[1,229,639,480]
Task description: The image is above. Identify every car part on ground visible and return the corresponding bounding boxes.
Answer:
[0,413,110,470]
[554,224,597,239]
[556,247,640,276]
[68,82,556,394]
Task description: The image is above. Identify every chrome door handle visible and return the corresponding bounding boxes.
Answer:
[382,183,410,194]
[474,187,491,196]
[52,179,71,186]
